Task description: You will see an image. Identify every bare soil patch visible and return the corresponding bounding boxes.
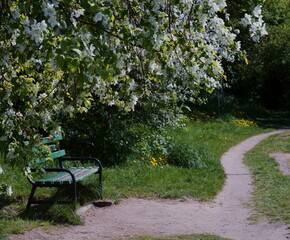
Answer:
[9,130,290,240]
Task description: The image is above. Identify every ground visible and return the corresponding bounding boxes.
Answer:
[9,130,290,240]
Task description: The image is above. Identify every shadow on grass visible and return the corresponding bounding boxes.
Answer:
[255,111,290,129]
[193,104,290,130]
[21,203,83,225]
[1,181,101,227]
[24,182,102,223]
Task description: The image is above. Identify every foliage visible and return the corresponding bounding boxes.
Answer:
[0,0,266,156]
[60,101,181,166]
[226,0,290,109]
[0,0,268,196]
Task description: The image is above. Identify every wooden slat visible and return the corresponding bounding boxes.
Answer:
[48,144,57,151]
[33,158,47,166]
[28,150,66,167]
[50,150,66,159]
[36,167,99,185]
[24,135,62,146]
[70,167,99,181]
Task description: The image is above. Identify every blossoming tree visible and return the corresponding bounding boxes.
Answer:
[0,0,267,194]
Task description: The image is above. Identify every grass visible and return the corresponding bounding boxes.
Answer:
[0,107,288,238]
[113,234,232,240]
[104,119,268,201]
[244,131,290,224]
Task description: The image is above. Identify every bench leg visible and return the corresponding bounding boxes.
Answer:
[99,173,103,199]
[25,185,37,215]
[73,182,77,208]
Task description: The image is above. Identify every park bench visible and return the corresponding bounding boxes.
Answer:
[24,135,102,213]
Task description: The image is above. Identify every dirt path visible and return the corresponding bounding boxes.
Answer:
[9,130,290,240]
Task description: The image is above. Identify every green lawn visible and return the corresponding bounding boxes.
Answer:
[104,119,268,201]
[244,130,290,224]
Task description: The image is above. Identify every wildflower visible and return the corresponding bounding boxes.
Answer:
[235,119,257,127]
[150,157,167,167]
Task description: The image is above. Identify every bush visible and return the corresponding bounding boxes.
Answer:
[60,100,182,167]
[167,142,208,169]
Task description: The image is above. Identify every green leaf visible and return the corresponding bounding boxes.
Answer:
[72,48,83,57]
[56,55,65,69]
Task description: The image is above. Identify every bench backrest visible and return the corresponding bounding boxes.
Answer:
[24,136,66,167]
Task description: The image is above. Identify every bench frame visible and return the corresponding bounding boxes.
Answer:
[25,137,102,214]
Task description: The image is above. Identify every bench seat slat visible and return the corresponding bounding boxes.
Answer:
[36,167,99,185]
[38,168,85,184]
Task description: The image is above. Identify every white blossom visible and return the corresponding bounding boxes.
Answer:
[24,19,48,43]
[93,12,105,23]
[128,95,139,110]
[240,6,267,42]
[253,5,262,18]
[11,7,20,19]
[39,93,48,99]
[42,2,59,27]
[72,8,85,18]
[240,14,252,27]
[70,8,85,27]
[6,185,13,196]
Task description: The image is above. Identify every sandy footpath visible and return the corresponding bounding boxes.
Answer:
[9,129,290,240]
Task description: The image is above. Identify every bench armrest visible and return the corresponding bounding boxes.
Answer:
[27,168,76,185]
[59,157,102,173]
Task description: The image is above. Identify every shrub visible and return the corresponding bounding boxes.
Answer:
[167,142,207,169]
[60,101,182,167]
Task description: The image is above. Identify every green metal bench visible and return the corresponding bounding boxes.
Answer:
[24,135,102,213]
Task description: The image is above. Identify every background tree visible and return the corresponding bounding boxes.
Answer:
[226,0,290,109]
